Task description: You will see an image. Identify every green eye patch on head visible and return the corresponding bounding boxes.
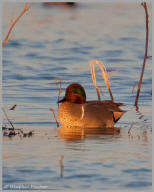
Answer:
[73,87,86,98]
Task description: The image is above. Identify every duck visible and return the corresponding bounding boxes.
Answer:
[58,83,125,128]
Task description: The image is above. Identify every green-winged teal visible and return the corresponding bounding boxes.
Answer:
[58,83,125,128]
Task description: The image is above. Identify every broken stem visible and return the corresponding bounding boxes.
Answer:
[2,108,15,130]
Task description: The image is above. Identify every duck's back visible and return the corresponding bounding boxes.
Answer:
[58,100,125,128]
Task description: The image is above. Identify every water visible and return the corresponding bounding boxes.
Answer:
[2,2,152,191]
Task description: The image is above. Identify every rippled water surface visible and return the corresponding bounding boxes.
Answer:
[2,2,152,191]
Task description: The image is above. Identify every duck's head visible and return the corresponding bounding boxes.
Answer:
[58,83,86,104]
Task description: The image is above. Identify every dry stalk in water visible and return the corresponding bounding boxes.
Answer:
[134,2,149,107]
[2,3,29,48]
[51,78,62,127]
[90,62,101,101]
[50,107,59,127]
[90,60,114,101]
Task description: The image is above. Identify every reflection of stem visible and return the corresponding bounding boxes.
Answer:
[2,3,29,48]
[2,108,15,130]
[49,107,59,127]
[135,2,149,107]
[59,155,64,178]
[128,122,135,134]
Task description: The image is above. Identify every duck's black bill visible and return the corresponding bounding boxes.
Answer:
[57,97,67,103]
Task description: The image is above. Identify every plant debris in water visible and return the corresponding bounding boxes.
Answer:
[2,126,34,138]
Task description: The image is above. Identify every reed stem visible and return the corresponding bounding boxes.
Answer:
[134,2,149,107]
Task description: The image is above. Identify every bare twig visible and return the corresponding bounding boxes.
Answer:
[90,60,114,101]
[2,108,15,130]
[2,3,29,48]
[50,107,59,127]
[134,2,149,107]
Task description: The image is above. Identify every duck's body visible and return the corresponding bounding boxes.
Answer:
[57,83,125,128]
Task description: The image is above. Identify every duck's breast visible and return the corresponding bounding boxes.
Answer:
[58,102,84,127]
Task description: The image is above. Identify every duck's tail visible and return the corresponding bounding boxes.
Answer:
[113,111,125,123]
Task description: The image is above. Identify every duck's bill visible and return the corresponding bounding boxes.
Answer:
[57,97,67,103]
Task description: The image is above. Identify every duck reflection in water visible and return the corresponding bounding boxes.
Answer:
[58,126,121,141]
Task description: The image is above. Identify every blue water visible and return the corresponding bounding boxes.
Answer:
[2,2,152,191]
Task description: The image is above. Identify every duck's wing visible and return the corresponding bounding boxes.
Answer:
[86,100,124,111]
[86,100,126,123]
